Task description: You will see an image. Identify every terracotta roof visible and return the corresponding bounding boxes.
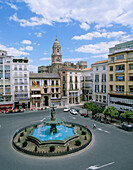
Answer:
[29,73,60,79]
[91,60,108,65]
[82,67,92,71]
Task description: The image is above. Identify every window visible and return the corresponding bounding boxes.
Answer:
[110,74,113,81]
[44,88,47,93]
[129,87,133,93]
[37,81,40,86]
[115,65,125,71]
[63,76,65,81]
[51,80,54,86]
[63,84,65,89]
[56,88,58,92]
[129,76,133,81]
[116,76,125,81]
[75,84,78,89]
[51,88,54,93]
[102,74,106,82]
[0,58,3,64]
[15,86,18,92]
[0,73,3,79]
[111,57,114,62]
[95,75,99,82]
[19,66,22,70]
[57,49,59,53]
[37,103,40,107]
[5,73,10,79]
[110,85,113,92]
[56,80,59,85]
[70,76,72,82]
[5,65,10,72]
[96,66,98,71]
[96,95,98,101]
[5,96,11,101]
[0,96,4,101]
[56,94,58,98]
[52,94,54,97]
[116,85,124,92]
[129,64,133,70]
[110,66,113,71]
[116,55,124,60]
[103,66,106,70]
[44,80,47,86]
[95,85,99,92]
[0,65,3,72]
[70,84,73,90]
[103,96,106,103]
[75,76,77,82]
[101,85,106,93]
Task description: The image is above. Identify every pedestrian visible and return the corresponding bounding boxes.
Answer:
[93,123,96,129]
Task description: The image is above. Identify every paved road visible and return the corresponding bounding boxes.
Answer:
[0,108,133,170]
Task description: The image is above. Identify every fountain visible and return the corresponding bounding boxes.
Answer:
[28,104,79,145]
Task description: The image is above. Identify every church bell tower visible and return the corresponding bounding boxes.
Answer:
[51,38,62,69]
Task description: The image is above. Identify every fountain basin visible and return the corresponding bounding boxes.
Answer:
[28,124,79,146]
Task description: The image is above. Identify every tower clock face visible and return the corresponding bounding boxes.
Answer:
[56,57,60,61]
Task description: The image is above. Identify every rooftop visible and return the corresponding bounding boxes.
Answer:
[30,73,60,79]
[91,60,108,65]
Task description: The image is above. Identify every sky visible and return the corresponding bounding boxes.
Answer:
[0,0,133,72]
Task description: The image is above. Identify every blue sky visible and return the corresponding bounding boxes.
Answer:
[0,0,133,72]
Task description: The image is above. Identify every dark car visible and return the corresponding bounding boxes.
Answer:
[84,114,89,118]
[92,114,96,119]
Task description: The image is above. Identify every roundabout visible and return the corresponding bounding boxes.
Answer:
[12,105,92,157]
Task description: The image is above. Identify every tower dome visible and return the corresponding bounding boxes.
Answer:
[53,38,60,48]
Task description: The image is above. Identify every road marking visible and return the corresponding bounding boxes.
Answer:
[0,124,1,128]
[69,116,76,119]
[86,162,115,170]
[97,128,102,131]
[40,117,46,122]
[97,128,110,134]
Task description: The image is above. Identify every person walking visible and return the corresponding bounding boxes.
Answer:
[93,123,96,129]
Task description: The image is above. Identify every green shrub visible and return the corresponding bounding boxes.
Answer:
[75,140,81,146]
[49,145,55,152]
[35,146,37,152]
[80,127,82,131]
[84,136,87,140]
[41,108,43,110]
[72,124,75,127]
[18,137,20,143]
[67,145,69,151]
[20,132,24,137]
[22,141,27,147]
[81,131,86,135]
[34,124,37,128]
[25,128,27,132]
[45,107,47,110]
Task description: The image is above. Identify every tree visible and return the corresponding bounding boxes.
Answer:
[96,105,104,114]
[83,102,95,114]
[103,106,119,122]
[120,111,133,125]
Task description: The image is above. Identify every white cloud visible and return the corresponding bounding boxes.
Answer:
[40,57,51,61]
[90,54,108,59]
[21,39,32,45]
[25,46,33,51]
[75,40,119,54]
[79,22,90,31]
[43,52,48,55]
[9,0,133,28]
[0,44,29,56]
[34,32,42,37]
[72,30,126,40]
[6,2,18,10]
[9,13,52,27]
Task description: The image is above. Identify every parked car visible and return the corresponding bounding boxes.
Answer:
[64,107,70,112]
[92,114,96,119]
[84,114,89,118]
[81,112,86,116]
[70,109,78,115]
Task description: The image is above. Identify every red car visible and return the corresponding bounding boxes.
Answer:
[81,113,86,116]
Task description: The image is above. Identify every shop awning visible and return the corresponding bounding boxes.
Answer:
[0,104,13,108]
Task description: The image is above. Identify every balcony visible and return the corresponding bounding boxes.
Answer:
[115,70,124,73]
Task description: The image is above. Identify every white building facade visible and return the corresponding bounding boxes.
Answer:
[91,60,108,106]
[12,57,30,108]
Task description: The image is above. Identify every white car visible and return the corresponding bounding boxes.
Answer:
[64,107,70,112]
[70,109,78,115]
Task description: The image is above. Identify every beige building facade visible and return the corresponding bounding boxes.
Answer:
[108,40,133,112]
